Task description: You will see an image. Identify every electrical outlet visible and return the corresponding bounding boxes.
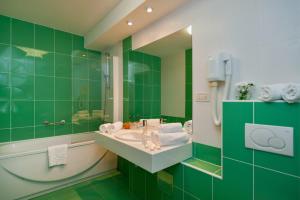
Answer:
[194,93,209,102]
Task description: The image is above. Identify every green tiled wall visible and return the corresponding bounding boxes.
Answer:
[123,37,161,122]
[118,102,300,200]
[0,15,103,143]
[185,48,192,120]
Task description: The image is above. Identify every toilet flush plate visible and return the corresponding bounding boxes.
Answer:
[245,123,293,157]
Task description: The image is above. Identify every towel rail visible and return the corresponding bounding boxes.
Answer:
[0,140,96,160]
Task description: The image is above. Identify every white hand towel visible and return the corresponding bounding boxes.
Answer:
[48,144,68,167]
[159,123,183,133]
[282,83,300,103]
[153,132,189,146]
[259,84,285,101]
[99,123,112,133]
[183,120,193,134]
[111,121,123,133]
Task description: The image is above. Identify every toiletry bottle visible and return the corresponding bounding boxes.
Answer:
[142,120,148,147]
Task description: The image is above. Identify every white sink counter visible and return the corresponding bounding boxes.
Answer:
[95,130,192,173]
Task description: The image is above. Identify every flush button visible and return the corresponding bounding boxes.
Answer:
[245,123,293,157]
[268,137,286,149]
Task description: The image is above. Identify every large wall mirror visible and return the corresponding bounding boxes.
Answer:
[123,26,192,125]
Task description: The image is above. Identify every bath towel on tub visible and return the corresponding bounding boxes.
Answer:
[48,144,68,167]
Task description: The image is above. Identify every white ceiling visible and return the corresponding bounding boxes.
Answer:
[137,27,192,57]
[0,0,120,35]
[0,0,191,50]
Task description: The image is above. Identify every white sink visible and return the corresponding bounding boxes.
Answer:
[95,130,192,173]
[114,130,142,142]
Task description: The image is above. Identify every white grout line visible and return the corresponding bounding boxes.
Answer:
[9,18,12,142]
[53,30,56,136]
[71,35,74,134]
[224,156,300,179]
[33,23,36,139]
[252,101,255,200]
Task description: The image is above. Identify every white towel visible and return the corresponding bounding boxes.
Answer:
[99,123,113,133]
[183,120,193,134]
[259,84,285,101]
[152,132,189,146]
[159,123,183,133]
[111,121,123,133]
[48,144,68,167]
[282,83,300,103]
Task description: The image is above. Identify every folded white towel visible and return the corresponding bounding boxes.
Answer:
[152,132,189,146]
[111,121,123,133]
[282,83,300,103]
[159,123,183,133]
[259,84,285,101]
[183,120,193,134]
[48,144,68,167]
[99,123,113,133]
[140,119,160,127]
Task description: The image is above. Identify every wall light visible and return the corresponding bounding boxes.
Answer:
[187,25,192,35]
[127,21,133,26]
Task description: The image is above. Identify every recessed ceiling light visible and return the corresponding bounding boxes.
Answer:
[146,6,153,13]
[127,21,133,26]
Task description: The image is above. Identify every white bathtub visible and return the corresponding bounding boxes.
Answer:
[0,132,117,200]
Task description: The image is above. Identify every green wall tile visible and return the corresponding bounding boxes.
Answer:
[11,73,34,100]
[12,19,34,48]
[0,15,10,44]
[11,127,34,141]
[54,30,72,55]
[184,165,212,200]
[35,25,54,51]
[55,54,72,77]
[161,187,183,200]
[254,166,300,200]
[11,101,34,127]
[223,102,253,163]
[0,73,10,101]
[254,102,300,177]
[35,76,54,100]
[0,44,11,73]
[183,192,198,200]
[11,46,34,75]
[54,123,73,136]
[35,53,54,76]
[89,59,102,80]
[145,172,162,200]
[0,101,10,129]
[55,101,72,124]
[193,142,221,165]
[0,128,10,143]
[87,50,101,60]
[35,101,54,125]
[73,57,89,79]
[164,164,183,188]
[89,80,101,101]
[213,158,253,200]
[73,101,89,133]
[35,126,54,138]
[73,79,89,101]
[72,35,87,58]
[129,164,146,200]
[55,77,72,100]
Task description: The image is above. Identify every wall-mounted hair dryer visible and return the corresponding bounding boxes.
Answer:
[207,53,232,126]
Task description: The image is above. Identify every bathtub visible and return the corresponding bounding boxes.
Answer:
[0,132,117,200]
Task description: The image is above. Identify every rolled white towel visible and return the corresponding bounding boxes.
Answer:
[259,84,285,101]
[152,132,189,146]
[159,123,183,133]
[183,120,193,134]
[99,123,112,133]
[111,121,123,133]
[282,83,300,103]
